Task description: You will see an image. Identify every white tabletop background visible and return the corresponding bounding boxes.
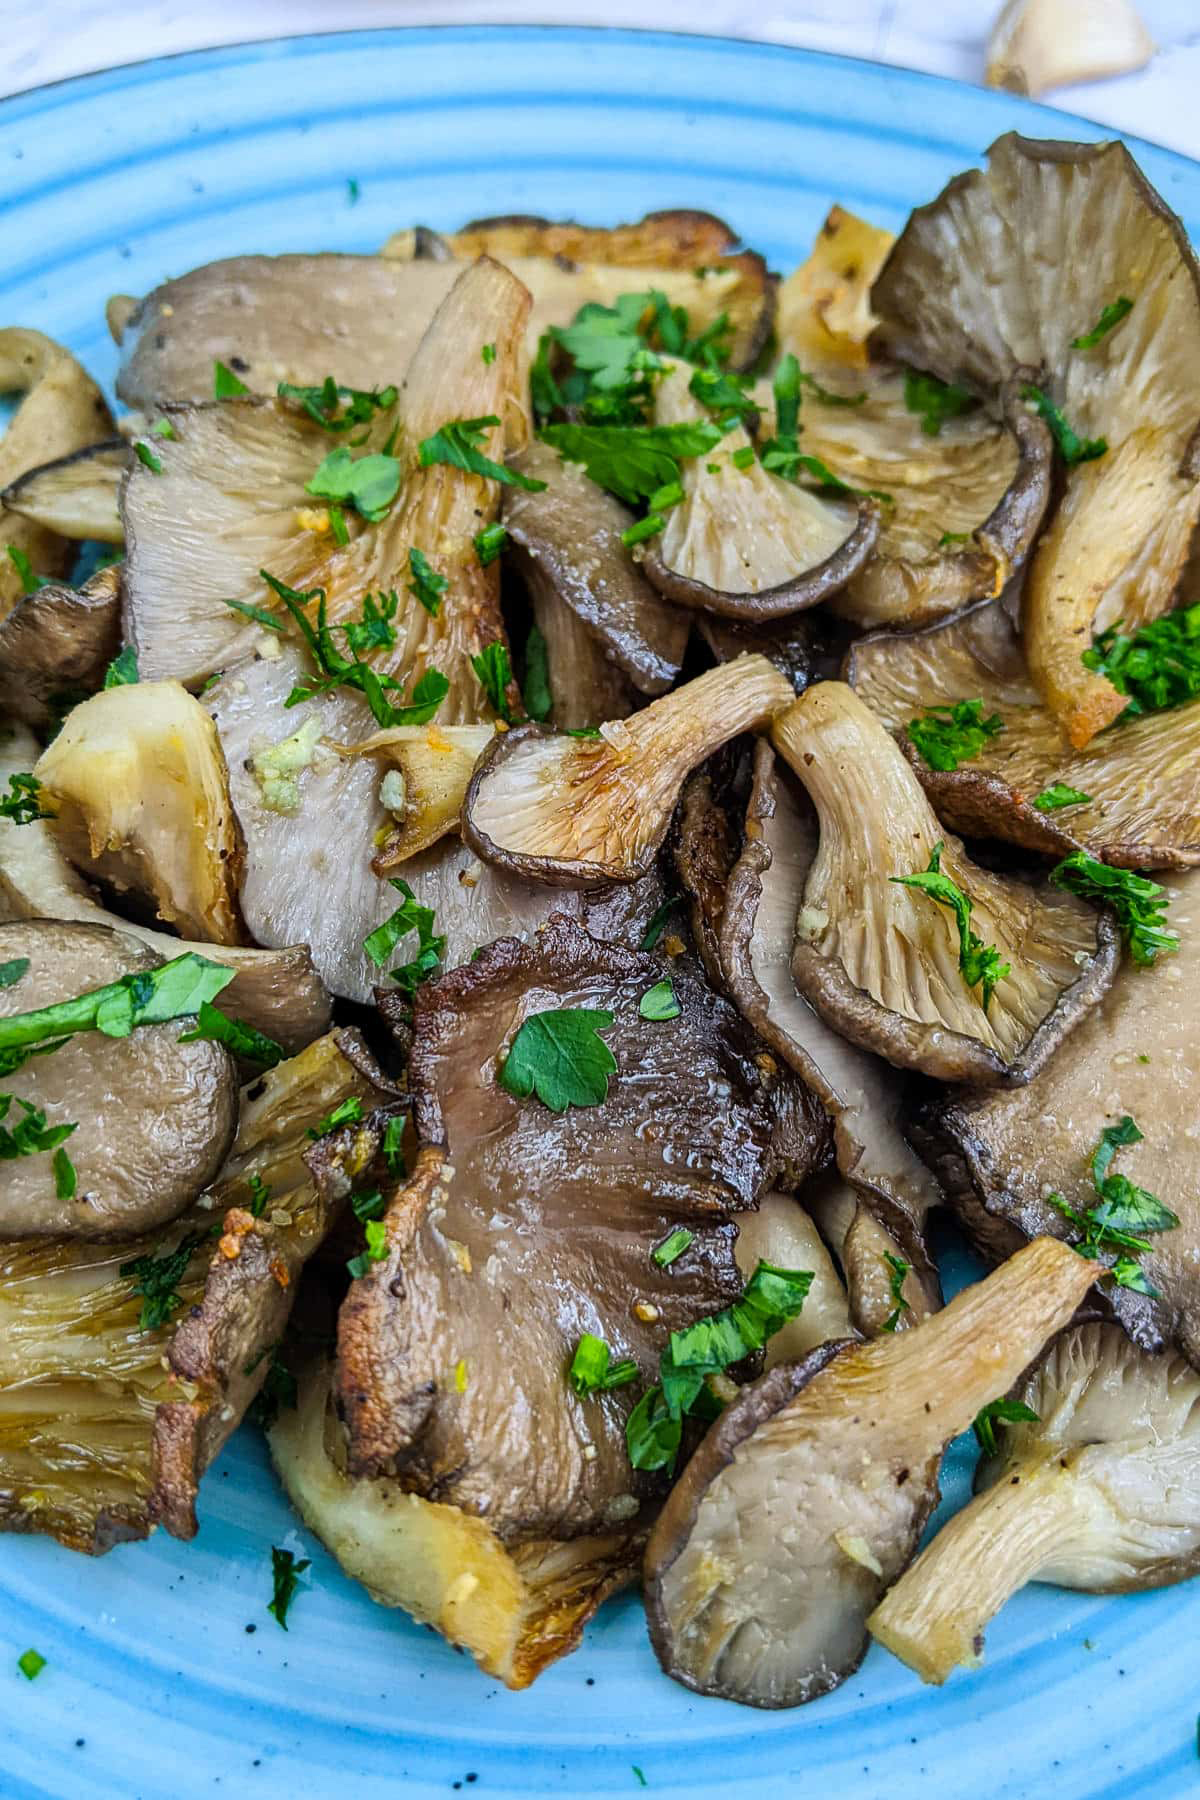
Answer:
[6,2,1200,160]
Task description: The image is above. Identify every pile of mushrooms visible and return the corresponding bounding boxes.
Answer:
[2,143,1199,1709]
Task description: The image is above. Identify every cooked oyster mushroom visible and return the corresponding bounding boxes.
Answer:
[463,656,793,886]
[337,919,829,1517]
[0,724,331,1052]
[0,562,122,732]
[642,366,879,620]
[123,256,527,698]
[698,609,822,695]
[735,1191,852,1362]
[504,439,688,695]
[643,1236,1096,1707]
[0,329,114,616]
[771,682,1118,1084]
[869,1322,1200,1683]
[2,439,127,545]
[848,598,1200,870]
[915,869,1200,1367]
[0,920,237,1238]
[804,1172,936,1339]
[872,133,1200,746]
[0,1028,383,1551]
[775,205,894,371]
[332,722,494,869]
[35,680,247,945]
[526,574,637,731]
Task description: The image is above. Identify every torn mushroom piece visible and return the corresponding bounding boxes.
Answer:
[642,366,879,621]
[775,205,894,372]
[463,655,794,886]
[0,723,331,1053]
[871,133,1200,747]
[869,1322,1200,1684]
[503,438,688,696]
[0,1028,387,1552]
[804,1173,936,1340]
[336,919,829,1578]
[0,562,122,732]
[643,1236,1097,1708]
[0,328,114,616]
[771,682,1118,1085]
[0,920,238,1238]
[331,722,495,869]
[123,255,527,699]
[913,868,1200,1368]
[35,680,247,946]
[1,439,127,545]
[735,1192,852,1363]
[848,598,1200,870]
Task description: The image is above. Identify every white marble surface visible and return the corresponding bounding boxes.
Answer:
[5,2,1200,160]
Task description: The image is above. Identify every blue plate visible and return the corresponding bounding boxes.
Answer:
[3,28,1199,1799]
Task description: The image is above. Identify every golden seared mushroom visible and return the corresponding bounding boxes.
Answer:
[642,366,879,620]
[2,439,127,545]
[848,598,1200,870]
[332,722,495,869]
[463,655,794,885]
[0,921,238,1238]
[0,724,331,1052]
[643,1237,1096,1708]
[123,254,528,697]
[771,682,1118,1084]
[775,205,894,371]
[735,1191,852,1363]
[504,438,688,696]
[0,563,122,732]
[871,133,1200,747]
[35,680,247,945]
[0,329,114,617]
[0,1028,387,1551]
[869,1322,1200,1684]
[914,868,1200,1367]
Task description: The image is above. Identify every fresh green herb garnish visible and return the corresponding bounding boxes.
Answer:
[150,417,176,439]
[120,1228,213,1332]
[306,446,402,522]
[103,645,139,688]
[620,512,666,548]
[471,641,516,723]
[133,441,163,474]
[1048,1114,1179,1295]
[0,1095,77,1162]
[0,1038,71,1080]
[1082,602,1200,719]
[247,1344,297,1428]
[6,545,51,595]
[178,1001,284,1068]
[1033,783,1092,812]
[247,1173,270,1217]
[328,505,349,546]
[938,530,970,547]
[268,572,448,729]
[530,332,564,424]
[973,1397,1040,1457]
[907,699,1003,772]
[568,1333,639,1398]
[419,416,547,492]
[351,1188,386,1223]
[639,980,680,1021]
[798,369,867,407]
[473,521,508,567]
[481,342,496,365]
[540,420,722,509]
[0,772,50,825]
[761,440,892,503]
[523,625,553,724]
[1049,853,1177,967]
[0,952,235,1056]
[651,1227,695,1268]
[222,597,287,632]
[382,1114,406,1176]
[407,546,448,618]
[891,842,1010,1010]
[17,1650,45,1681]
[277,377,398,434]
[0,959,29,990]
[1022,384,1107,465]
[306,1097,365,1142]
[346,1217,388,1279]
[688,365,754,419]
[730,445,756,471]
[640,896,680,951]
[267,1546,310,1630]
[881,1252,911,1332]
[499,1007,617,1113]
[904,368,977,436]
[1071,297,1133,351]
[214,359,250,399]
[52,1147,76,1200]
[552,294,665,395]
[363,877,446,982]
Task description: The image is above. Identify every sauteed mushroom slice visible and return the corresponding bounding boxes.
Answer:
[526,572,638,731]
[331,722,495,870]
[775,205,893,371]
[2,439,127,545]
[804,1172,936,1339]
[869,1323,1200,1684]
[463,656,793,886]
[848,598,1200,870]
[771,683,1118,1084]
[0,563,122,732]
[872,133,1200,746]
[643,1237,1096,1708]
[0,921,237,1239]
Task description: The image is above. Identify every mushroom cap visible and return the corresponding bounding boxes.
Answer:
[0,563,122,733]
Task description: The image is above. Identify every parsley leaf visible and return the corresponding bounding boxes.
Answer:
[530,332,565,424]
[688,365,755,419]
[1033,783,1092,812]
[213,359,250,398]
[760,441,892,503]
[52,1146,76,1200]
[177,1001,284,1068]
[639,980,680,1021]
[382,1115,406,1176]
[133,441,163,474]
[1022,384,1107,465]
[553,296,665,393]
[1071,297,1133,351]
[247,1173,270,1217]
[652,1227,695,1268]
[17,1650,45,1681]
[306,447,402,522]
[473,521,508,567]
[267,1545,310,1630]
[471,641,516,723]
[222,597,287,633]
[907,699,1004,772]
[363,877,445,980]
[798,369,866,407]
[247,1344,297,1428]
[1049,852,1178,967]
[341,589,399,656]
[346,1217,388,1279]
[103,646,140,688]
[0,1095,77,1161]
[0,952,235,1058]
[1082,602,1200,719]
[499,1008,617,1112]
[278,377,397,434]
[568,1333,639,1397]
[0,959,29,990]
[119,1228,213,1332]
[306,1097,364,1142]
[639,895,680,951]
[0,772,50,826]
[6,545,51,595]
[523,625,553,723]
[1047,1114,1178,1293]
[973,1397,1040,1458]
[267,572,447,729]
[904,368,977,435]
[539,420,722,508]
[620,512,666,548]
[880,1251,911,1332]
[890,842,1010,1010]
[407,546,448,618]
[419,416,547,492]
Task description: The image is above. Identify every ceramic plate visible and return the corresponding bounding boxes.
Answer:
[2,27,1198,1799]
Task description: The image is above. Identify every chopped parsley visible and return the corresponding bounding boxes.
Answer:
[1071,297,1133,351]
[1048,1114,1178,1295]
[277,377,398,434]
[620,512,666,548]
[1081,601,1200,719]
[761,440,891,503]
[247,1344,297,1428]
[651,1227,695,1268]
[688,365,755,419]
[530,332,564,424]
[470,640,516,723]
[639,980,680,1021]
[222,597,287,633]
[881,1252,911,1332]
[1049,853,1177,967]
[730,445,756,472]
[6,545,51,595]
[1033,782,1092,812]
[938,530,971,547]
[499,1007,617,1113]
[382,1115,406,1176]
[0,959,29,990]
[907,698,1003,772]
[904,368,977,436]
[178,1001,284,1068]
[798,369,867,407]
[568,1333,638,1398]
[133,441,163,475]
[552,293,665,397]
[267,1546,310,1630]
[473,521,508,567]
[0,952,235,1057]
[268,572,448,729]
[1022,384,1107,465]
[307,1097,364,1141]
[539,419,722,509]
[346,1217,388,1279]
[103,646,139,688]
[213,359,250,399]
[0,1095,77,1162]
[973,1397,1040,1457]
[0,772,50,825]
[522,625,553,723]
[247,1173,270,1217]
[52,1147,76,1200]
[351,1188,386,1222]
[419,416,547,492]
[120,1228,213,1332]
[150,417,176,439]
[362,877,446,987]
[407,546,448,618]
[306,446,401,522]
[481,342,496,365]
[891,842,1010,1011]
[16,1650,45,1681]
[341,589,400,656]
[639,896,680,951]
